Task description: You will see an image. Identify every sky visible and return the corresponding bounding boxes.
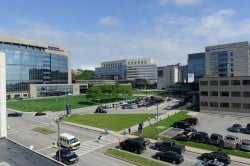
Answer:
[1,0,250,70]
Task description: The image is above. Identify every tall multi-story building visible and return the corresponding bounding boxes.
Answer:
[0,36,72,99]
[188,52,205,82]
[205,41,250,77]
[95,58,157,82]
[157,64,187,89]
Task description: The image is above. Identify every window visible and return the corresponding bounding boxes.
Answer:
[210,80,218,86]
[220,80,229,85]
[200,102,208,106]
[220,103,229,108]
[220,91,229,97]
[231,80,240,85]
[210,102,218,107]
[231,91,241,97]
[210,91,218,96]
[200,91,208,96]
[243,103,250,109]
[200,81,208,86]
[243,92,250,97]
[242,80,250,85]
[231,103,241,108]
[158,70,163,77]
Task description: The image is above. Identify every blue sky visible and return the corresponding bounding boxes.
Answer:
[1,0,250,69]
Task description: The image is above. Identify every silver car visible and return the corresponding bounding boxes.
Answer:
[194,160,225,166]
[241,139,250,151]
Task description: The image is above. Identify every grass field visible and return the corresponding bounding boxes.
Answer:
[64,114,154,131]
[7,95,141,112]
[105,149,168,166]
[136,111,190,139]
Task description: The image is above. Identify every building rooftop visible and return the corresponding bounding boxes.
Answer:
[0,138,62,166]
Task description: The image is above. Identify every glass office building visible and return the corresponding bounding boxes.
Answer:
[187,52,205,82]
[0,36,71,99]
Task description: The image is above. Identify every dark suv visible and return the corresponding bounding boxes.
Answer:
[208,133,223,146]
[199,152,231,164]
[172,121,192,129]
[120,138,146,154]
[55,148,79,165]
[192,131,209,143]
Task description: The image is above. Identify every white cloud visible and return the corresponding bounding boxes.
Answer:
[1,9,250,70]
[99,16,120,26]
[158,0,201,6]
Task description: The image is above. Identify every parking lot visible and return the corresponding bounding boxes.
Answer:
[194,112,250,140]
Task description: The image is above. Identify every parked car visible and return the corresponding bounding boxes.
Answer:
[119,138,146,154]
[174,127,197,141]
[199,152,231,164]
[94,106,107,113]
[172,121,192,129]
[183,117,198,125]
[208,134,223,146]
[192,132,209,143]
[240,139,250,151]
[133,136,151,146]
[227,124,242,133]
[223,135,241,149]
[240,123,250,134]
[154,151,184,164]
[194,160,225,166]
[152,141,185,154]
[7,112,23,117]
[35,112,46,116]
[55,148,79,165]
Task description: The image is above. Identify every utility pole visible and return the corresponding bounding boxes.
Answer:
[55,116,63,162]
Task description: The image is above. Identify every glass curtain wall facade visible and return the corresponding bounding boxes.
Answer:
[188,52,205,81]
[0,36,70,98]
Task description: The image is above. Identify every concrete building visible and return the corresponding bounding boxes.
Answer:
[205,41,250,77]
[188,52,205,82]
[95,58,157,82]
[157,64,187,90]
[0,36,72,99]
[199,76,250,115]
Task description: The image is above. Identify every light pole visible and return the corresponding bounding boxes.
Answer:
[55,116,64,162]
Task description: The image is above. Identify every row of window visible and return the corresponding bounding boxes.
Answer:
[200,80,250,86]
[200,91,250,97]
[128,60,148,65]
[0,42,45,52]
[103,62,122,68]
[200,102,250,109]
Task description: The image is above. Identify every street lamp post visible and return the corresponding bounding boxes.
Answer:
[55,116,64,162]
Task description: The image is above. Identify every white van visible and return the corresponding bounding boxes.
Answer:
[59,133,81,150]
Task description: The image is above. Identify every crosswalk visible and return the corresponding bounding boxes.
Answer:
[74,134,119,156]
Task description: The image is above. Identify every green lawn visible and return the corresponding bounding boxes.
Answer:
[7,95,141,112]
[64,114,154,131]
[136,111,190,139]
[105,149,168,166]
[32,127,56,135]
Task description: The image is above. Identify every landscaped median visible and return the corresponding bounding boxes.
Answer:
[105,149,168,166]
[64,114,154,131]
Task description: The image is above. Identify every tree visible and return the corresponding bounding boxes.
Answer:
[101,85,114,101]
[72,69,96,80]
[86,86,103,104]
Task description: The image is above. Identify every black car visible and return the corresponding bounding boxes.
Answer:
[172,121,192,129]
[35,112,46,116]
[227,124,242,132]
[133,136,151,146]
[193,131,209,143]
[55,148,79,165]
[94,106,107,113]
[208,133,223,146]
[7,112,23,117]
[199,152,231,164]
[120,138,146,154]
[154,151,184,164]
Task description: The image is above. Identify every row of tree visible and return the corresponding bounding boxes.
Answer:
[86,84,133,103]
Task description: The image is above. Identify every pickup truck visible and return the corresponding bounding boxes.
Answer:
[152,141,185,154]
[223,135,241,149]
